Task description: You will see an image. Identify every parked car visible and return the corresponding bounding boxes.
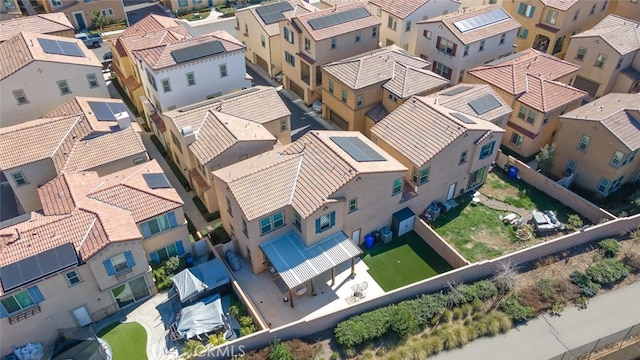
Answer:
[75,32,102,48]
[103,51,112,61]
[312,100,322,113]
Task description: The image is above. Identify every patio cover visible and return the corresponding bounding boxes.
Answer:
[176,294,225,339]
[172,258,230,303]
[260,231,362,290]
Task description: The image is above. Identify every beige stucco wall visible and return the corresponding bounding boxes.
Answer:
[236,9,284,78]
[606,0,640,22]
[321,74,384,133]
[89,152,149,177]
[261,117,292,145]
[87,240,149,291]
[3,160,57,213]
[109,47,145,113]
[43,0,126,29]
[139,209,190,261]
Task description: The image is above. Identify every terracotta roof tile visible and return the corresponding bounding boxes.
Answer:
[290,3,380,41]
[431,84,513,122]
[239,0,316,37]
[540,0,579,11]
[418,5,520,44]
[368,0,430,19]
[110,62,143,92]
[121,14,181,37]
[572,15,640,55]
[43,96,140,133]
[383,64,449,97]
[0,13,73,42]
[188,169,211,191]
[117,26,190,56]
[517,75,586,112]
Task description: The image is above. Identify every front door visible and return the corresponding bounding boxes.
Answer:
[351,228,361,245]
[447,183,456,201]
[73,306,92,326]
[73,12,86,30]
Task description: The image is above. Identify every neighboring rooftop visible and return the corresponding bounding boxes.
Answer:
[0,13,73,43]
[571,15,640,55]
[368,0,432,19]
[120,14,180,37]
[290,3,380,41]
[418,4,520,44]
[371,95,505,167]
[113,26,190,57]
[164,86,291,130]
[214,131,406,220]
[561,93,640,150]
[240,0,316,36]
[0,32,101,81]
[540,0,580,11]
[43,96,140,133]
[429,84,512,122]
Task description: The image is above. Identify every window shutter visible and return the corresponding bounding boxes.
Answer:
[330,212,335,227]
[523,28,529,38]
[436,36,441,49]
[432,61,437,71]
[28,287,45,304]
[150,252,160,264]
[315,218,321,233]
[451,43,457,56]
[103,259,116,276]
[140,223,151,238]
[167,212,177,228]
[0,304,8,318]
[175,241,185,255]
[518,3,526,15]
[423,30,427,38]
[447,67,452,80]
[124,251,136,269]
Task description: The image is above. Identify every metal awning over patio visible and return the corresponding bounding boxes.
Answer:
[260,231,362,290]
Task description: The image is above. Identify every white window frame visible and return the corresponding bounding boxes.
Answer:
[51,0,62,6]
[349,197,358,213]
[564,160,576,175]
[57,80,71,95]
[392,177,403,196]
[12,172,27,186]
[594,53,607,68]
[478,40,485,52]
[219,64,228,77]
[578,135,590,151]
[330,37,336,49]
[546,10,558,25]
[459,150,467,164]
[259,211,284,235]
[186,72,195,86]
[13,89,28,105]
[510,133,524,147]
[576,46,586,61]
[518,104,537,124]
[65,270,81,286]
[355,30,361,42]
[86,73,99,88]
[280,118,288,131]
[412,166,430,185]
[161,78,171,93]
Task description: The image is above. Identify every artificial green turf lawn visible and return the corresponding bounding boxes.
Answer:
[362,231,453,291]
[97,322,148,360]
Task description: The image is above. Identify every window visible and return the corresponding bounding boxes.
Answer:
[11,172,27,186]
[458,45,468,57]
[578,135,590,151]
[459,150,468,164]
[355,30,361,42]
[602,1,608,11]
[500,33,506,45]
[479,40,485,52]
[595,53,607,68]
[479,141,496,160]
[356,94,363,106]
[598,177,610,193]
[86,73,99,88]
[304,37,311,51]
[315,211,335,233]
[63,270,81,286]
[610,175,624,192]
[437,36,456,55]
[330,37,336,49]
[434,62,451,79]
[372,26,377,38]
[13,89,28,105]
[576,46,586,61]
[517,27,528,39]
[111,277,149,308]
[546,10,558,25]
[624,150,638,166]
[244,23,248,34]
[517,3,536,18]
[423,30,432,39]
[405,20,411,32]
[146,69,157,91]
[284,51,295,66]
[328,80,334,94]
[412,167,430,185]
[171,131,182,154]
[133,157,146,165]
[349,198,358,213]
[139,212,178,238]
[293,210,301,231]
[51,0,62,6]
[564,160,576,175]
[149,241,185,263]
[186,72,195,86]
[611,151,624,167]
[178,0,187,5]
[219,64,228,77]
[103,251,135,275]
[161,79,171,92]
[261,34,266,47]
[283,27,294,43]
[57,80,71,95]
[518,105,537,124]
[510,133,524,147]
[259,211,284,235]
[616,58,623,69]
[226,196,233,216]
[341,89,347,103]
[573,9,580,21]
[388,15,397,30]
[0,287,44,317]
[241,218,248,237]
[392,177,403,196]
[590,3,596,15]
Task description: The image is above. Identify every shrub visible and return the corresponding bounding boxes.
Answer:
[586,258,629,285]
[334,307,391,347]
[441,309,453,323]
[623,253,640,272]
[452,307,464,320]
[597,238,621,258]
[567,214,583,230]
[209,332,226,346]
[269,339,295,360]
[240,316,257,336]
[499,295,534,323]
[343,347,357,358]
[330,352,339,360]
[471,299,485,313]
[570,271,600,297]
[389,304,419,337]
[165,256,180,274]
[422,336,444,356]
[537,277,555,302]
[192,196,220,222]
[461,303,473,318]
[472,280,498,301]
[150,135,167,157]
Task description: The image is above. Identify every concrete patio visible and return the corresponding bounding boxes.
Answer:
[231,257,384,328]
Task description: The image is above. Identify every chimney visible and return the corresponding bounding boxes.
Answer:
[114,111,131,130]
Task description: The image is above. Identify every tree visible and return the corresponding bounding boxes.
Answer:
[91,10,109,31]
[535,144,555,175]
[182,340,205,360]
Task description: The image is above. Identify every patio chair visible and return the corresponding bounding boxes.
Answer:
[356,282,368,299]
[169,323,182,342]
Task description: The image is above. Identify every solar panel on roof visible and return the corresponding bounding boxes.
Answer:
[450,112,476,124]
[441,86,472,96]
[171,40,226,64]
[88,101,132,121]
[330,136,386,162]
[37,38,84,57]
[453,9,509,33]
[0,243,78,292]
[143,173,172,189]
[255,1,293,25]
[468,94,501,115]
[308,7,370,30]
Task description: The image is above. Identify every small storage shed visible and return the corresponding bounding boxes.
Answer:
[392,207,415,237]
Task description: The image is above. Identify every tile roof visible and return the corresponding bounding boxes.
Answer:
[368,0,430,19]
[164,86,290,131]
[0,32,102,81]
[0,13,73,42]
[239,0,316,37]
[133,31,244,70]
[418,4,520,44]
[43,96,141,133]
[561,93,640,150]
[121,14,181,37]
[571,15,640,55]
[517,74,586,112]
[371,95,504,167]
[290,3,380,41]
[383,64,449,98]
[430,84,512,122]
[187,110,276,165]
[116,26,190,56]
[319,0,365,7]
[540,0,579,11]
[214,131,405,220]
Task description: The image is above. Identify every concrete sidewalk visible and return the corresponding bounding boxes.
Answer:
[431,280,640,360]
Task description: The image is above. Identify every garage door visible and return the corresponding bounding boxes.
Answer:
[288,80,305,100]
[573,76,599,98]
[256,55,269,73]
[329,110,349,130]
